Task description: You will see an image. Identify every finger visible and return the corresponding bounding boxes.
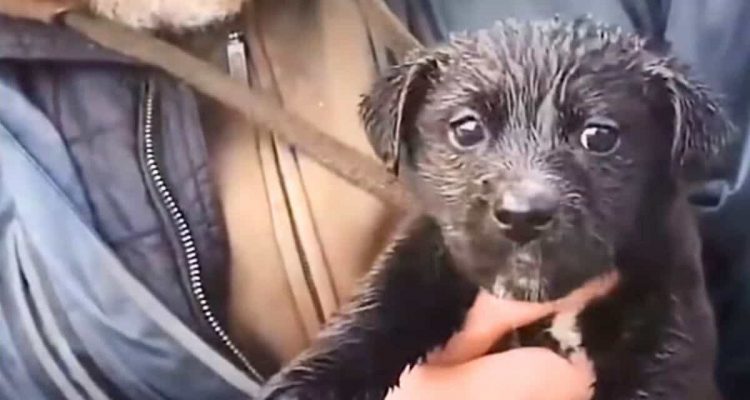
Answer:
[427,291,556,365]
[428,271,619,366]
[551,271,620,313]
[390,348,594,400]
[568,350,596,382]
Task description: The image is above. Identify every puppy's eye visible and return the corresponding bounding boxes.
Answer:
[580,123,620,154]
[449,115,487,149]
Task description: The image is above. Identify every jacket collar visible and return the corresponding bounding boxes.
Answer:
[0,15,137,63]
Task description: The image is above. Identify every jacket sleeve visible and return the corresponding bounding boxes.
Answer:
[0,70,260,400]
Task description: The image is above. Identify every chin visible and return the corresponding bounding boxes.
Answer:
[449,225,614,302]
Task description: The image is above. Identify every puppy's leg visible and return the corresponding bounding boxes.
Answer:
[260,217,479,400]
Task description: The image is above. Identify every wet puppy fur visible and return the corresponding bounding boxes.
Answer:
[261,17,730,400]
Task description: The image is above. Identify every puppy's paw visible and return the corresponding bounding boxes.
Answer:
[547,311,583,356]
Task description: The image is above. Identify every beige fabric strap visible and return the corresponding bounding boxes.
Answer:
[257,133,324,339]
[62,10,414,210]
[231,0,409,337]
[239,41,325,338]
[239,5,338,337]
[59,1,422,347]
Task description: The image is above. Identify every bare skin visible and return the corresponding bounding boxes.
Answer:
[386,273,619,400]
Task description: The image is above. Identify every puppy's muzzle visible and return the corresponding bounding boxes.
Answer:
[492,179,559,244]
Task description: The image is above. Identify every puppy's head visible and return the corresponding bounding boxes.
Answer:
[361,18,730,300]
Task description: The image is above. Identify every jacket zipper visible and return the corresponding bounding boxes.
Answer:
[141,80,263,382]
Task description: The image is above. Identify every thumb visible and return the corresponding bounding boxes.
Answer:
[428,271,619,366]
[427,292,556,365]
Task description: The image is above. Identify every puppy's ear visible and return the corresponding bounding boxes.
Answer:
[645,60,732,180]
[359,52,444,175]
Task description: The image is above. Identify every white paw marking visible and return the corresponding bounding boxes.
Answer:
[548,311,582,353]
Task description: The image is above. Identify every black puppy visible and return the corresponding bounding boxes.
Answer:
[261,17,729,400]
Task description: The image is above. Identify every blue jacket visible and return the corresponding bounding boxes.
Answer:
[0,17,260,399]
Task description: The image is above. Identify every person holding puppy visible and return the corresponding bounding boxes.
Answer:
[0,1,745,399]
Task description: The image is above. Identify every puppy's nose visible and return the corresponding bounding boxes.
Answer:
[493,182,559,244]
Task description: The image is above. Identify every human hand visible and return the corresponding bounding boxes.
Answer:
[385,273,619,400]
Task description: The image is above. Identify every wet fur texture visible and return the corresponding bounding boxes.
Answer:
[261,18,728,400]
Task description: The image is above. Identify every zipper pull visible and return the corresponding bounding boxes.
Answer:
[226,31,250,84]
